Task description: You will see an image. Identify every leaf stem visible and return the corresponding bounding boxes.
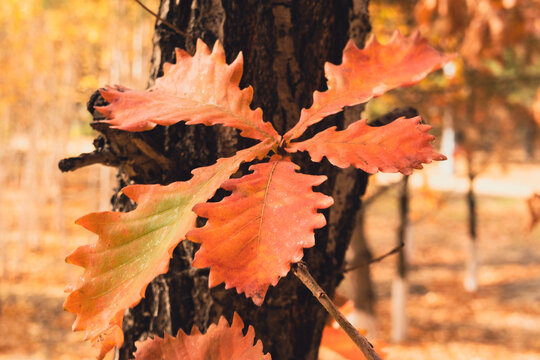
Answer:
[132,0,192,39]
[292,261,382,360]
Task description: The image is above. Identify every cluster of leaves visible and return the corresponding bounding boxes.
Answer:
[64,32,450,358]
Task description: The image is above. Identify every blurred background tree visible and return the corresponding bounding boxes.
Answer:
[0,0,157,276]
[341,0,540,344]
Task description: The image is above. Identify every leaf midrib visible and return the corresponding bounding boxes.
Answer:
[256,161,279,256]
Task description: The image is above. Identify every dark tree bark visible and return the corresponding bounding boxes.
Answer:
[390,108,420,341]
[396,175,409,280]
[349,205,375,315]
[466,159,477,242]
[462,69,479,293]
[61,1,372,359]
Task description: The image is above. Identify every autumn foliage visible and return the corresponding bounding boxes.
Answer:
[188,156,333,305]
[133,314,270,360]
[64,32,451,358]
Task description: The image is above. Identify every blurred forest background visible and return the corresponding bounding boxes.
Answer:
[0,0,539,359]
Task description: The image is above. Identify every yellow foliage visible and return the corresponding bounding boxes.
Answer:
[0,0,158,135]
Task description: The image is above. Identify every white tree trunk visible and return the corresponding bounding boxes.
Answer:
[464,240,479,292]
[391,276,408,343]
[439,108,455,177]
[392,175,410,343]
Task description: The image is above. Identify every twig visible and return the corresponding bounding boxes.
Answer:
[344,242,405,272]
[58,151,119,172]
[132,0,192,39]
[368,106,418,127]
[292,262,382,360]
[131,137,173,172]
[363,181,399,207]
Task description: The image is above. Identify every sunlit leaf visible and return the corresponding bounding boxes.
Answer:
[96,39,280,142]
[187,156,334,305]
[64,141,273,358]
[284,31,453,141]
[287,117,446,175]
[134,313,271,360]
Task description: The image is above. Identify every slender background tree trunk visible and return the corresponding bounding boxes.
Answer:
[463,69,479,293]
[464,151,479,292]
[348,205,378,336]
[62,1,372,359]
[392,175,409,342]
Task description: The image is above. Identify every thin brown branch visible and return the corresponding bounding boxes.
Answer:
[363,181,400,207]
[344,242,405,272]
[131,137,173,172]
[58,151,119,172]
[132,0,192,39]
[292,262,383,360]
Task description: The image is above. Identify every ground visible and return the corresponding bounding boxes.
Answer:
[338,161,540,360]
[0,147,539,360]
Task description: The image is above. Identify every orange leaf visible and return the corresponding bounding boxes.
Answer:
[287,117,446,175]
[187,156,334,305]
[64,141,273,358]
[134,313,271,360]
[320,301,386,360]
[95,39,280,142]
[284,31,453,141]
[320,327,386,360]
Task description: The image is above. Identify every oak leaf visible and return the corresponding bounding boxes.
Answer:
[284,31,453,141]
[134,313,270,360]
[64,141,273,358]
[187,156,334,305]
[287,117,446,175]
[95,39,280,142]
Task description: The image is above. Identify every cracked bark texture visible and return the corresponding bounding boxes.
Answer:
[62,1,372,359]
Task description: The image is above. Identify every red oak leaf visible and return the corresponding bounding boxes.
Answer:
[187,156,334,305]
[284,31,453,141]
[95,39,280,142]
[287,117,446,175]
[134,313,270,360]
[64,141,273,358]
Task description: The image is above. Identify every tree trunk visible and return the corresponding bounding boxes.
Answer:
[439,107,455,176]
[392,175,409,343]
[61,1,372,359]
[348,205,378,337]
[464,152,478,292]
